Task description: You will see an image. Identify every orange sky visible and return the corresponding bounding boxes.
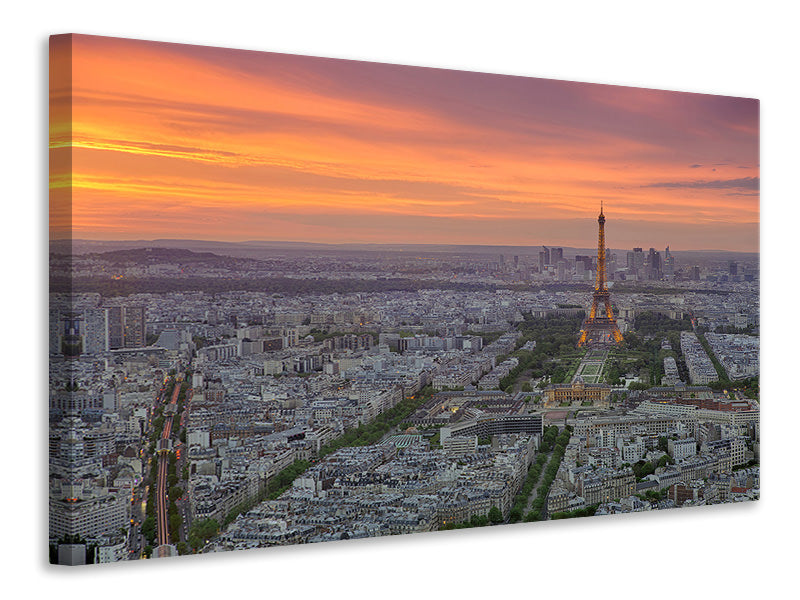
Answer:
[50,34,759,251]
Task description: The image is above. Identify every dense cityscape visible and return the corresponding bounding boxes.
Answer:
[47,34,761,567]
[48,223,760,564]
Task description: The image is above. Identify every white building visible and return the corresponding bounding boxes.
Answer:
[668,437,697,461]
[617,436,645,463]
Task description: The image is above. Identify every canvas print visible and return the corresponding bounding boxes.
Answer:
[48,34,760,565]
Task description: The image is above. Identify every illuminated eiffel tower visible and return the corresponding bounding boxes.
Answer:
[578,203,624,347]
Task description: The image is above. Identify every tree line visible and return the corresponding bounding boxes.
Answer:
[525,427,572,522]
[51,275,506,297]
[506,426,572,523]
[318,386,435,458]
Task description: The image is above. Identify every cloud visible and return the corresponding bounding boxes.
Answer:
[61,35,760,252]
[641,176,759,191]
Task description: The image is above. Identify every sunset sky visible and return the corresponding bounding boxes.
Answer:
[49,34,759,251]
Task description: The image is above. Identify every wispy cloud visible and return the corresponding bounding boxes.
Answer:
[642,176,759,190]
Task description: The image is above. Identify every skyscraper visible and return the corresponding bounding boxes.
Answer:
[664,246,675,281]
[106,305,146,349]
[575,259,585,280]
[557,260,567,281]
[647,248,662,280]
[540,246,550,269]
[633,248,644,268]
[123,306,146,348]
[83,308,110,354]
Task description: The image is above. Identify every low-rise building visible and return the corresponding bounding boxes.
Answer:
[544,378,611,408]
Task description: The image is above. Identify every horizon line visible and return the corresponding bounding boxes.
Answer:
[50,237,759,254]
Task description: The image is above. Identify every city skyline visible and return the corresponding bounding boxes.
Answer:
[47,33,761,568]
[50,35,759,252]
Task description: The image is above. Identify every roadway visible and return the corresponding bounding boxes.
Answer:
[128,382,167,559]
[155,381,180,547]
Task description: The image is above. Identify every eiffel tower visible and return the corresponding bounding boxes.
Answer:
[578,203,624,347]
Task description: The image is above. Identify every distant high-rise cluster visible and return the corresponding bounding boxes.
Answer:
[624,246,674,281]
[538,246,573,282]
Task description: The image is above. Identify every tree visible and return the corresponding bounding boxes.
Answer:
[469,514,488,527]
[624,332,641,350]
[188,518,219,551]
[169,513,182,537]
[633,460,656,481]
[524,510,540,522]
[488,506,503,524]
[141,515,156,544]
[628,382,651,391]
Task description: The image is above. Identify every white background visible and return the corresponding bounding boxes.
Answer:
[4,1,795,597]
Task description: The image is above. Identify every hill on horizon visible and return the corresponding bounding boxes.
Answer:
[50,238,759,261]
